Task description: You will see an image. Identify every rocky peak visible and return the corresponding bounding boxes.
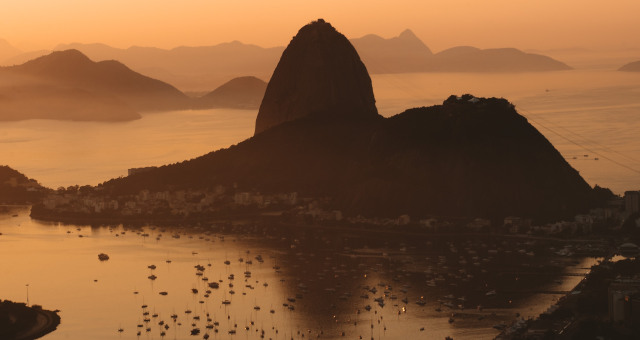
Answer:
[254,19,379,135]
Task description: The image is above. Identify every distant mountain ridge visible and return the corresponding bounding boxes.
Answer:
[352,32,571,73]
[619,60,640,72]
[0,38,21,62]
[0,50,269,121]
[0,49,189,121]
[194,76,267,110]
[350,29,433,73]
[50,41,284,92]
[1,31,570,92]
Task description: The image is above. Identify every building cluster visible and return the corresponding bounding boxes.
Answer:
[39,187,306,218]
[609,276,640,331]
[3,176,41,192]
[36,183,640,235]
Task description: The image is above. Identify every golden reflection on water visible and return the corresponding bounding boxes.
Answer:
[0,206,598,339]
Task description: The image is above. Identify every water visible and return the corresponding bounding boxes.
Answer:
[0,206,599,339]
[0,70,638,194]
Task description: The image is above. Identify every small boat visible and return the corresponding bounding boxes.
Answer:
[159,291,168,296]
[98,253,110,261]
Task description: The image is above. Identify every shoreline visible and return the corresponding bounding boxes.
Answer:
[495,255,640,339]
[0,300,61,340]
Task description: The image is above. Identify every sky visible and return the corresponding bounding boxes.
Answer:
[2,0,640,53]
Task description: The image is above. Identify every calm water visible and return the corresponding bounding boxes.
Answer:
[0,70,638,194]
[1,206,597,339]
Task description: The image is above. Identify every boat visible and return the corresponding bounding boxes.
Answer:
[98,253,110,261]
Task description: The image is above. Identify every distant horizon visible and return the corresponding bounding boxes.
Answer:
[3,1,639,53]
[4,30,640,57]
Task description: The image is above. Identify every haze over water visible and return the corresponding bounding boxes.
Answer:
[1,69,638,194]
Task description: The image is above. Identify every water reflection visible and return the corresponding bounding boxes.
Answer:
[0,206,597,339]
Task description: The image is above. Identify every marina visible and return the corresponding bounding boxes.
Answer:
[0,206,600,339]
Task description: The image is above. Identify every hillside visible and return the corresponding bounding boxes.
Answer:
[619,60,640,72]
[0,166,49,204]
[89,20,594,222]
[0,49,190,121]
[193,76,267,109]
[94,94,593,222]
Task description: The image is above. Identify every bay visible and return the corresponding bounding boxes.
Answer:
[0,70,638,194]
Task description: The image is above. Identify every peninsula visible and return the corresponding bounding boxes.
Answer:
[31,20,599,226]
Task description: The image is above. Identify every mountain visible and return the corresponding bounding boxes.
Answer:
[351,31,570,73]
[350,29,433,73]
[0,49,190,121]
[53,42,284,92]
[8,30,569,92]
[0,39,21,62]
[0,166,49,204]
[255,19,379,135]
[88,20,594,222]
[619,60,640,72]
[1,49,51,66]
[193,76,267,110]
[429,46,572,72]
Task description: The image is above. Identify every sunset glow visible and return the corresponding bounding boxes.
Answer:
[3,0,639,52]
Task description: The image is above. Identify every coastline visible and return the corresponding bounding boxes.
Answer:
[0,300,61,340]
[495,255,640,339]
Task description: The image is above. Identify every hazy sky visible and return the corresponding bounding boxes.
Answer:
[2,0,639,52]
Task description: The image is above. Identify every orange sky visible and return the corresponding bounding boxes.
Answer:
[2,0,639,52]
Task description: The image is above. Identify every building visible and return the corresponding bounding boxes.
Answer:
[625,191,640,213]
[609,277,640,329]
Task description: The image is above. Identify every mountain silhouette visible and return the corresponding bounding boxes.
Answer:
[7,30,572,92]
[619,60,640,72]
[429,46,572,72]
[255,19,379,135]
[0,166,48,204]
[193,76,267,110]
[51,42,284,92]
[350,29,433,73]
[0,39,21,63]
[91,20,594,222]
[0,49,190,121]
